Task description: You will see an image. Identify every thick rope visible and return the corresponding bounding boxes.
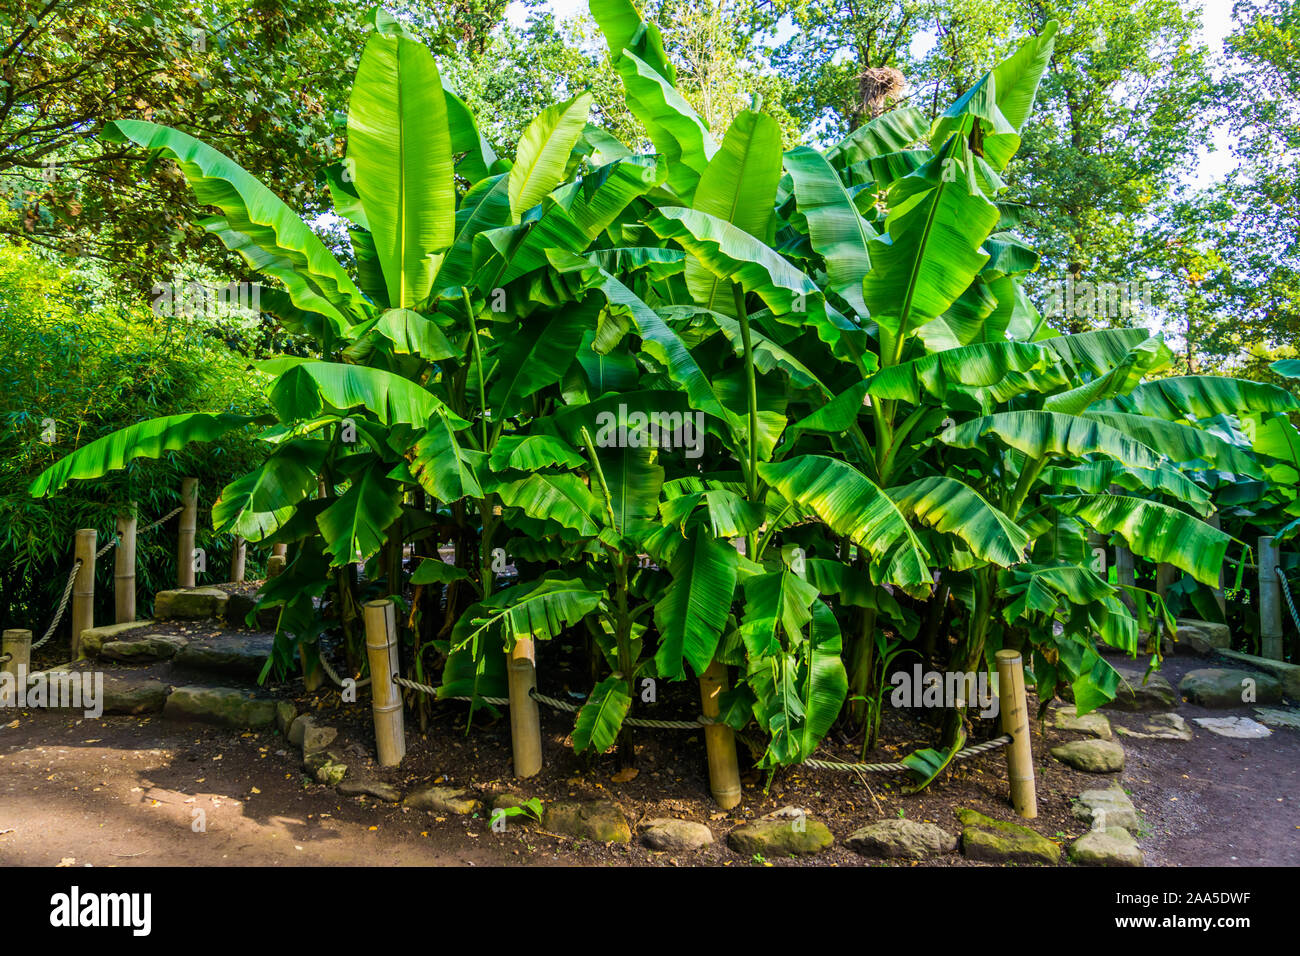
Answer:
[803,734,1012,774]
[392,677,713,728]
[390,672,1010,774]
[392,674,508,705]
[30,561,81,651]
[319,650,371,689]
[29,505,191,653]
[1279,568,1300,634]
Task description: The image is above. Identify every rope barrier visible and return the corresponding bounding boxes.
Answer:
[30,561,81,651]
[392,676,714,728]
[802,734,1012,774]
[29,504,191,652]
[1279,568,1300,634]
[319,650,371,689]
[392,674,508,705]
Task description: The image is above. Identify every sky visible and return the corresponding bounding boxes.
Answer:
[506,0,1242,187]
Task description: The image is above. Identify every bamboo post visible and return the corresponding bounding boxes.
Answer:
[2,629,31,679]
[505,636,542,778]
[114,506,137,624]
[268,542,287,579]
[1259,536,1284,661]
[178,477,198,588]
[363,599,405,766]
[72,528,96,660]
[230,536,246,584]
[698,658,742,810]
[1155,562,1178,599]
[300,640,324,692]
[995,649,1037,819]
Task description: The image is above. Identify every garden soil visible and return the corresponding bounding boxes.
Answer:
[2,648,1296,866]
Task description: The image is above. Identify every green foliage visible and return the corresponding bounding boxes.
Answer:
[26,3,1295,782]
[0,235,263,633]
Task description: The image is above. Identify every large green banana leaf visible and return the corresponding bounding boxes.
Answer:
[758,456,932,596]
[265,360,459,428]
[29,413,263,497]
[488,472,601,536]
[1039,460,1212,513]
[867,341,1056,403]
[1053,494,1231,587]
[212,438,330,539]
[738,569,819,657]
[940,411,1163,471]
[1096,375,1300,420]
[105,119,369,322]
[316,466,403,566]
[654,524,739,680]
[1038,328,1156,375]
[451,575,604,651]
[573,675,633,753]
[784,145,875,315]
[930,21,1059,172]
[508,93,594,221]
[747,599,848,767]
[889,476,1031,567]
[861,133,1000,363]
[824,106,929,169]
[347,31,456,308]
[1083,410,1263,478]
[613,49,716,197]
[410,409,483,503]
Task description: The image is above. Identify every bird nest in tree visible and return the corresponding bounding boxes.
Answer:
[861,66,907,116]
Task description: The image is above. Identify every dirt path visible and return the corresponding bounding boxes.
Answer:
[0,711,531,867]
[1109,655,1300,867]
[2,654,1297,867]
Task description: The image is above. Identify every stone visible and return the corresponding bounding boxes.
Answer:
[1174,619,1230,655]
[1047,704,1113,740]
[405,786,482,816]
[726,807,833,857]
[1115,713,1193,741]
[154,587,229,620]
[288,715,337,753]
[1069,827,1143,866]
[845,818,957,860]
[1073,786,1140,831]
[99,634,188,663]
[1051,739,1125,773]
[173,632,272,679]
[543,800,632,843]
[304,748,348,786]
[1180,668,1282,708]
[1102,670,1177,712]
[78,620,154,657]
[163,685,277,729]
[1254,706,1300,730]
[1192,716,1272,739]
[1219,649,1300,699]
[338,778,401,802]
[274,701,296,736]
[956,808,1061,865]
[641,818,714,852]
[100,673,169,715]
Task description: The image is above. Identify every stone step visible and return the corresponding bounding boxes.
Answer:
[17,662,295,731]
[1179,668,1283,708]
[79,620,274,683]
